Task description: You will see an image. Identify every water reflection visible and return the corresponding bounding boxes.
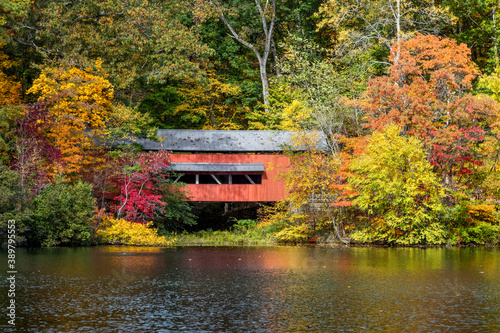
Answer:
[1,246,499,332]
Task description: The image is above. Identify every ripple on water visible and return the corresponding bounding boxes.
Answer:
[0,246,499,332]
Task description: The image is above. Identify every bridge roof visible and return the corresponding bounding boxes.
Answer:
[136,130,328,152]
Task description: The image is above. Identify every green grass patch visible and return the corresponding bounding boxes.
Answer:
[163,219,278,246]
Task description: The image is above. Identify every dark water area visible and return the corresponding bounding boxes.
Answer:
[1,246,499,332]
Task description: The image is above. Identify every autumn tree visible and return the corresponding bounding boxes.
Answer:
[271,131,355,243]
[471,66,500,200]
[247,79,313,131]
[279,38,366,149]
[0,104,24,165]
[111,150,171,223]
[175,73,247,130]
[0,45,21,105]
[0,103,57,245]
[348,125,446,244]
[249,37,365,148]
[479,67,500,103]
[0,0,29,41]
[353,34,500,188]
[27,61,114,178]
[13,103,61,204]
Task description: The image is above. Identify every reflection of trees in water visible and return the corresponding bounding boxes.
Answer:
[262,246,500,332]
[10,246,500,331]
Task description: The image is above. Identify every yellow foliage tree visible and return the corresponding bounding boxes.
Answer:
[282,133,339,210]
[277,132,345,241]
[0,43,20,105]
[348,125,446,244]
[96,216,173,246]
[107,103,157,141]
[28,61,114,178]
[175,73,246,129]
[479,68,500,103]
[247,80,313,131]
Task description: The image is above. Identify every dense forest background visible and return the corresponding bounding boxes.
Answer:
[2,0,500,246]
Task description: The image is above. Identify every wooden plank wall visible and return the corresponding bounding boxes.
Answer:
[169,154,290,202]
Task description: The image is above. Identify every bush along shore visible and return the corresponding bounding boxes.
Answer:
[2,180,500,247]
[2,174,499,248]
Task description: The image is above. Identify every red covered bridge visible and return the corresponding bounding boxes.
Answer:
[136,130,327,203]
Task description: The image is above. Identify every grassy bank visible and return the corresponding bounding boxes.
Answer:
[96,216,500,247]
[163,219,278,246]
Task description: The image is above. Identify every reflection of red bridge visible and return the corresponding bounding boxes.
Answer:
[137,130,326,202]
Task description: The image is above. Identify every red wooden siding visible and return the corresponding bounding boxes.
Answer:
[169,154,290,202]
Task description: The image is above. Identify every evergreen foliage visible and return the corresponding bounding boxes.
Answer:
[153,181,197,233]
[29,179,95,247]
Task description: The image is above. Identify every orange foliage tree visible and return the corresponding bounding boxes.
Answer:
[352,33,500,189]
[28,61,114,178]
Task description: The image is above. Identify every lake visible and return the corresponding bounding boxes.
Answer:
[1,246,499,332]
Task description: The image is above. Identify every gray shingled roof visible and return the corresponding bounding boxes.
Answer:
[170,163,265,173]
[135,130,327,152]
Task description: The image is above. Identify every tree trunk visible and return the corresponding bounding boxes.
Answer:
[271,38,281,82]
[494,2,499,67]
[258,55,270,106]
[392,0,401,65]
[209,0,275,107]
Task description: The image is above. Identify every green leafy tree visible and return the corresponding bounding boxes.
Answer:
[137,86,182,129]
[195,0,277,106]
[0,104,24,165]
[0,165,29,246]
[193,0,325,107]
[193,13,262,109]
[153,181,197,233]
[279,38,366,145]
[0,166,21,216]
[443,0,500,71]
[28,179,95,247]
[0,0,29,42]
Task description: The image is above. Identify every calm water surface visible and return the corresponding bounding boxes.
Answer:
[1,246,499,332]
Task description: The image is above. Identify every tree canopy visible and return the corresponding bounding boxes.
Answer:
[2,0,500,246]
